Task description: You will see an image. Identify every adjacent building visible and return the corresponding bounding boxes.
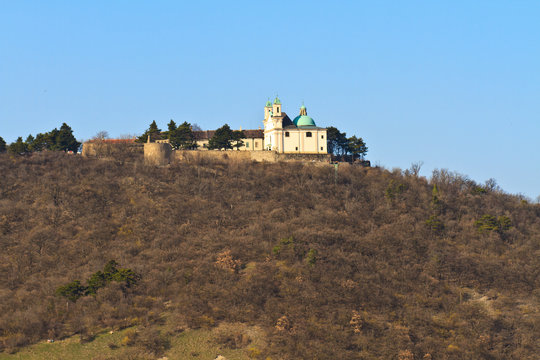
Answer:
[194,129,264,151]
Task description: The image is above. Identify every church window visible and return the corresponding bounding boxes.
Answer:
[321,135,324,139]
[277,107,280,112]
[246,142,250,148]
[285,132,290,137]
[295,147,298,150]
[306,132,312,137]
[321,147,323,150]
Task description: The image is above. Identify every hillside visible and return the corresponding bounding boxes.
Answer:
[0,153,538,359]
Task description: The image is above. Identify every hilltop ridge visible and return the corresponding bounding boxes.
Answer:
[0,153,538,359]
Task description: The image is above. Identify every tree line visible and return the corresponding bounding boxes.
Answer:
[326,126,368,160]
[0,120,367,159]
[0,123,80,154]
[138,120,246,150]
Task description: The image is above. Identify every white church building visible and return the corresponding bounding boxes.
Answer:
[263,97,327,154]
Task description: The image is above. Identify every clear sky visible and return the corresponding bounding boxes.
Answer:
[1,1,539,198]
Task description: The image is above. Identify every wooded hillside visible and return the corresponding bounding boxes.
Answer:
[0,153,538,359]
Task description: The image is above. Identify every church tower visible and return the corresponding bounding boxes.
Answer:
[264,99,272,120]
[272,96,282,117]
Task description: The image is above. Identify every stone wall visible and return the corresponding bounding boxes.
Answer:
[277,153,331,163]
[171,150,252,163]
[249,151,278,162]
[82,141,143,158]
[143,146,332,166]
[144,143,172,166]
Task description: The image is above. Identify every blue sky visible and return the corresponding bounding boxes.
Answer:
[1,1,539,198]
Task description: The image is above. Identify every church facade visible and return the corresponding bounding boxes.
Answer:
[263,97,327,154]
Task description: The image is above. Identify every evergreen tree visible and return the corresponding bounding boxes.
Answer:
[162,119,177,138]
[232,130,245,150]
[54,123,80,152]
[56,280,87,302]
[32,132,54,152]
[208,124,233,150]
[138,120,162,142]
[169,121,196,149]
[167,119,177,133]
[25,134,35,151]
[0,136,6,153]
[326,126,349,156]
[8,137,28,154]
[348,135,368,160]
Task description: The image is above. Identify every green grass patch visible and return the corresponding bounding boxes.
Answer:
[0,324,264,360]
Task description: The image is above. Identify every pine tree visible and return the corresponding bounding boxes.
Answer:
[0,136,6,153]
[170,121,196,150]
[8,137,27,154]
[232,130,245,150]
[54,123,80,152]
[138,120,162,142]
[208,124,233,150]
[348,135,367,160]
[25,134,35,152]
[326,126,348,156]
[32,132,54,151]
[167,119,177,133]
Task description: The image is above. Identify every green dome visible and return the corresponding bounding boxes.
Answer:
[273,96,281,105]
[293,115,316,127]
[265,100,272,107]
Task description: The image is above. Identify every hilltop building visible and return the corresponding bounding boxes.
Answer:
[84,97,331,164]
[263,97,327,154]
[189,97,327,154]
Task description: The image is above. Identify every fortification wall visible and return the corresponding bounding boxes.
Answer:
[248,151,278,162]
[144,143,172,166]
[171,150,252,163]
[276,153,331,163]
[143,147,332,166]
[82,141,143,158]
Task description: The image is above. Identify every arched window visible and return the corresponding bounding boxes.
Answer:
[306,132,312,137]
[285,132,290,137]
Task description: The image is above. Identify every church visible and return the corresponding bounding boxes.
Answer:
[263,97,328,154]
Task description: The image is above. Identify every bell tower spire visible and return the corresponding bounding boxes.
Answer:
[273,95,282,117]
[264,98,272,120]
[299,102,307,116]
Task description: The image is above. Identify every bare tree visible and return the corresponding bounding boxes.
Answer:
[408,161,424,177]
[92,131,109,141]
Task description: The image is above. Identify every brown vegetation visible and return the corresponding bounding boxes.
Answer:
[0,152,538,358]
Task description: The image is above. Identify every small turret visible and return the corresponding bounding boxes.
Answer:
[299,104,307,116]
[264,99,272,120]
[273,96,282,116]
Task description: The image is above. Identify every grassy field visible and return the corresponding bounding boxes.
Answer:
[0,325,262,360]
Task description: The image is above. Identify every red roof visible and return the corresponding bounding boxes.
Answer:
[193,129,263,140]
[86,139,136,144]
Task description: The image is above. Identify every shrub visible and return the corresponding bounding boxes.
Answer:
[425,215,444,233]
[305,248,318,266]
[56,280,86,302]
[475,215,512,234]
